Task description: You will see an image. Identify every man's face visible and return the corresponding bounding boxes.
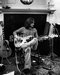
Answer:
[30,22,34,27]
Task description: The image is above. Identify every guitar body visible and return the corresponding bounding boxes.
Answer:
[0,23,12,58]
[14,35,38,49]
[0,36,12,58]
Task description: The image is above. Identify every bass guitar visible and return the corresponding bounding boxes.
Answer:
[14,35,38,49]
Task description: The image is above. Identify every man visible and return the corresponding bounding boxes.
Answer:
[13,17,38,69]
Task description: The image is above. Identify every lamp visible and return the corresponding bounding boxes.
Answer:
[20,0,33,5]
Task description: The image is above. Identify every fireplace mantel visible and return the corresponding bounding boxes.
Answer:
[0,9,55,14]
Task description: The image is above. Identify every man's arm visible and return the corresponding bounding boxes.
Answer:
[34,28,38,38]
[13,27,25,35]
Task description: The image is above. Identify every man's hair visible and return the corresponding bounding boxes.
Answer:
[24,17,35,28]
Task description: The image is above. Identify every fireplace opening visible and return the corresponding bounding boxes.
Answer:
[4,14,51,56]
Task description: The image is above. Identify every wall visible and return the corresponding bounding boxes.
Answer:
[53,0,60,24]
[0,13,3,21]
[2,0,48,9]
[47,0,60,24]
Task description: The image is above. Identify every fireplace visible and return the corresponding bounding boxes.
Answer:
[3,9,52,56]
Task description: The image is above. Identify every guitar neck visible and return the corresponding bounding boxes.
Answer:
[38,36,48,41]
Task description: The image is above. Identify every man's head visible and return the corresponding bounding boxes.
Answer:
[24,17,35,28]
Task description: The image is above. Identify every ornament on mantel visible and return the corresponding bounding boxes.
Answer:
[20,0,33,5]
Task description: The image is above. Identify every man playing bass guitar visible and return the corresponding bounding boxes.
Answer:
[13,17,38,69]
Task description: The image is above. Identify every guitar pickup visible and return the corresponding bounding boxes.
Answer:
[26,37,33,42]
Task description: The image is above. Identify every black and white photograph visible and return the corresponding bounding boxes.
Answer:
[0,0,60,75]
